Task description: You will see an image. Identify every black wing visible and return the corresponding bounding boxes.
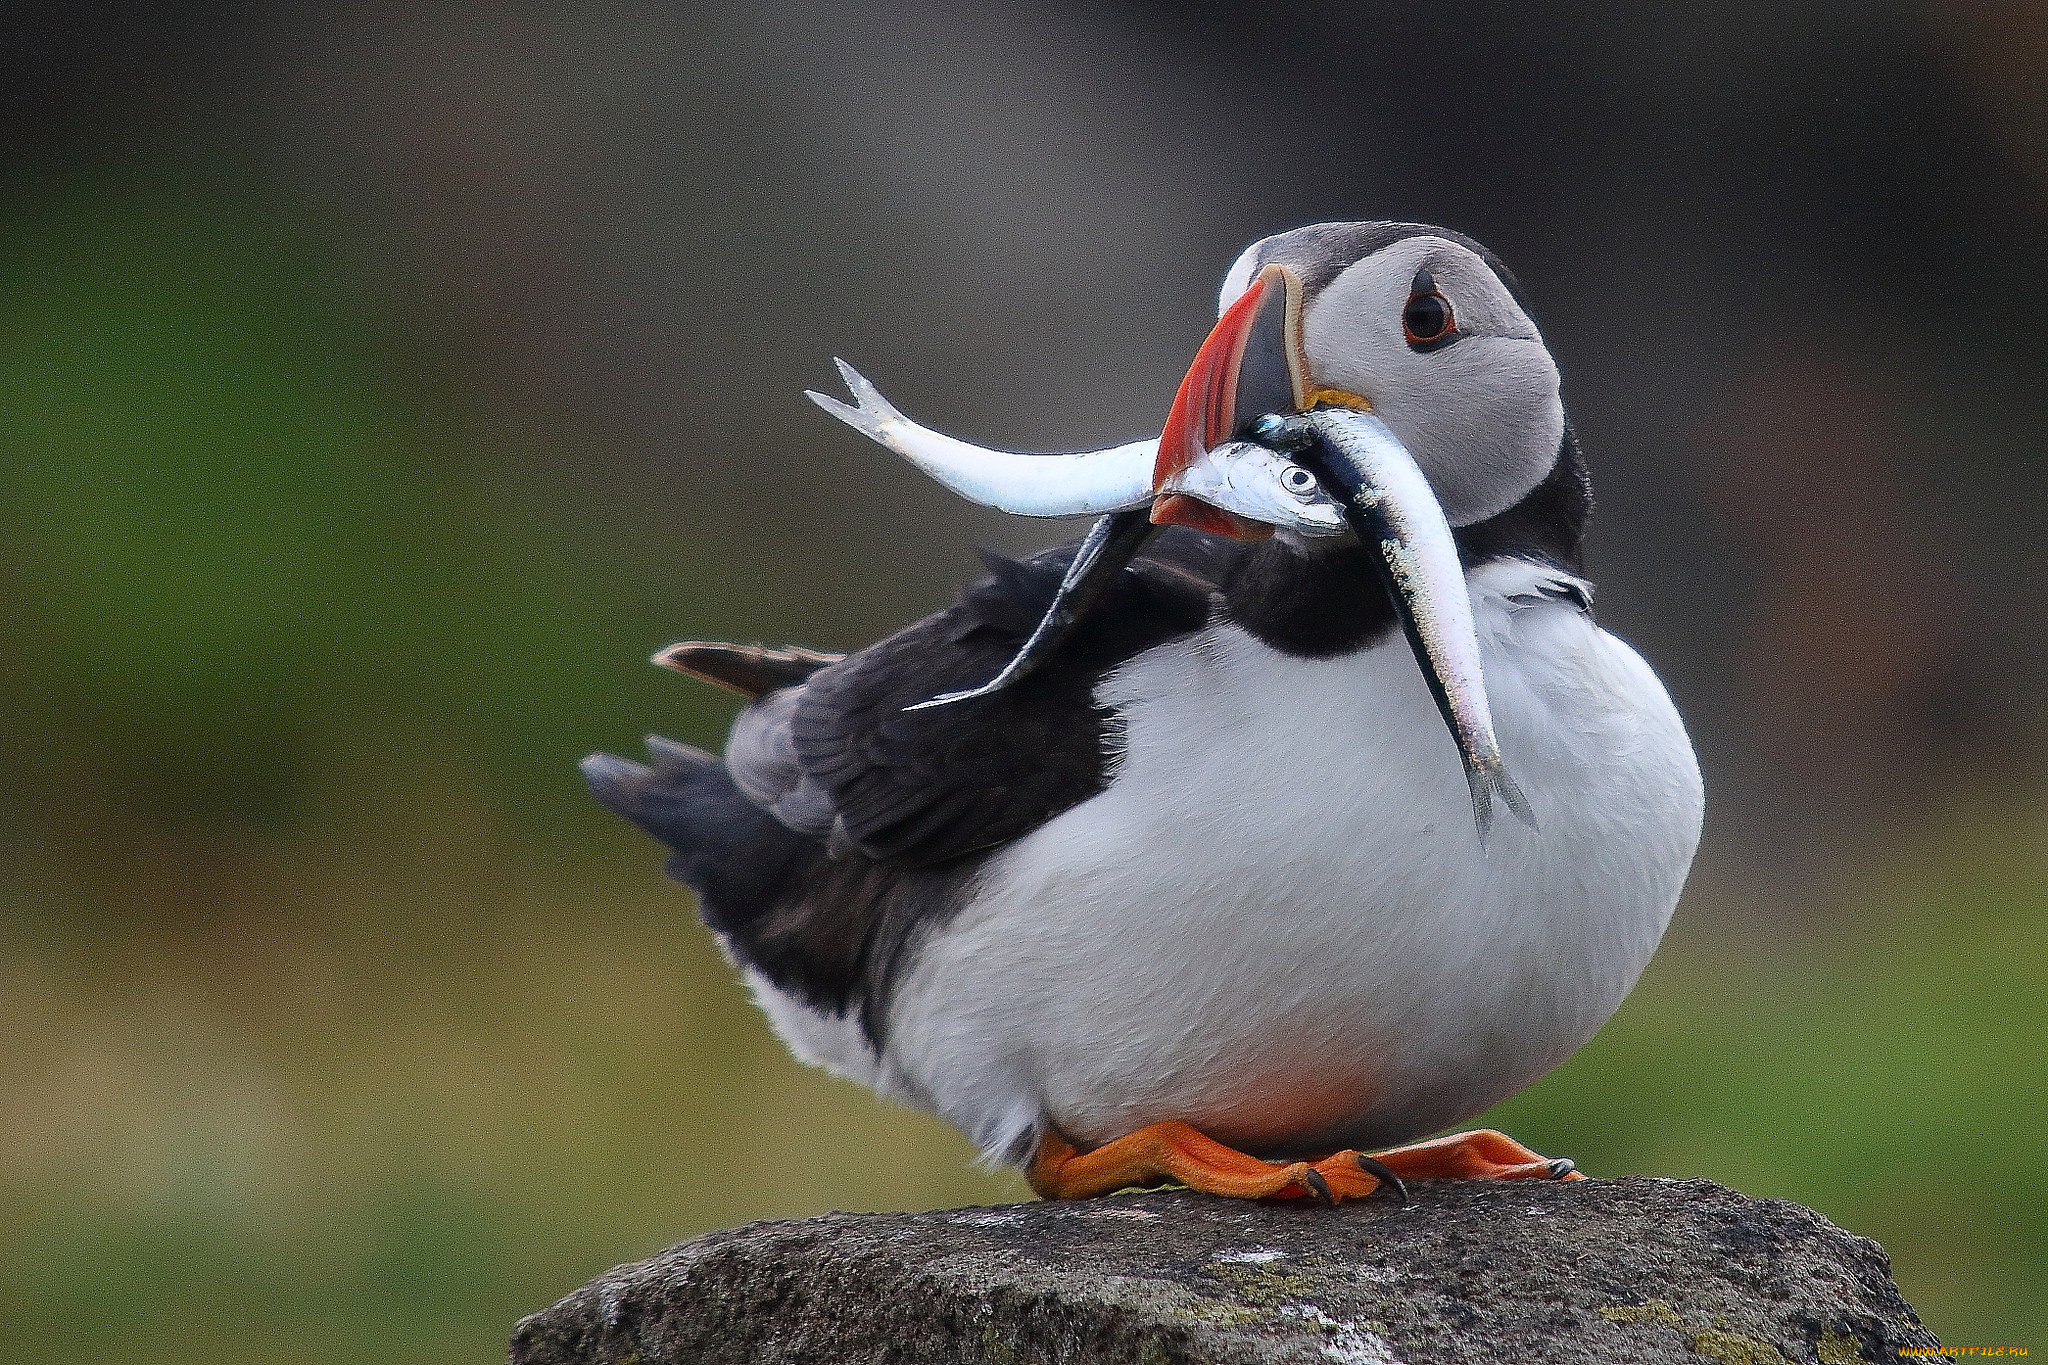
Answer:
[789,528,1224,865]
[584,528,1228,1040]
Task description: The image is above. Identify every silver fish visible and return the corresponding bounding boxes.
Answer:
[1156,439,1348,537]
[807,360,1347,539]
[806,360,1157,517]
[1257,408,1535,842]
[899,444,1343,709]
[904,508,1156,710]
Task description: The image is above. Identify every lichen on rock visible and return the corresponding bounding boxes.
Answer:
[510,1177,1938,1365]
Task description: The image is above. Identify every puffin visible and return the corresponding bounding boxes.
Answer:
[584,221,1704,1204]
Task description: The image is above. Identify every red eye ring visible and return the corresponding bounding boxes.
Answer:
[1402,288,1456,348]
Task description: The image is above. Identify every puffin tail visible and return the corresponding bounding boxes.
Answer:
[651,641,842,700]
[581,736,811,922]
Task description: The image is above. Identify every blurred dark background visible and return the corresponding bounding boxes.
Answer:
[2,3,2043,1360]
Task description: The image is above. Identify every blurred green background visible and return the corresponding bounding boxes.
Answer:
[2,3,2045,1361]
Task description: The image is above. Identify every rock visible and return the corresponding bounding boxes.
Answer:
[509,1177,1938,1364]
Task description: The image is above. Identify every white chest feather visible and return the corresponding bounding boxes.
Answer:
[758,560,1704,1163]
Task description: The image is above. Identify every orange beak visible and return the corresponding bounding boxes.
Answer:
[1150,263,1311,541]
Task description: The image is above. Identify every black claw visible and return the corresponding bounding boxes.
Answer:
[1546,1158,1577,1179]
[1300,1167,1336,1207]
[1354,1154,1410,1203]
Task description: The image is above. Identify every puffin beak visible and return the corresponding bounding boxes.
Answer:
[1150,263,1312,541]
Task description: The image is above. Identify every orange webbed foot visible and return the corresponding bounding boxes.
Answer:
[1026,1124,1583,1204]
[1364,1128,1587,1183]
[1027,1122,1396,1205]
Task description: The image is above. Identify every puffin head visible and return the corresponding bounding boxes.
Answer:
[1154,222,1566,538]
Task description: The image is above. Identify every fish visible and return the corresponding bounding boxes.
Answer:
[903,508,1158,710]
[899,438,1350,709]
[1155,439,1349,538]
[1255,408,1536,842]
[806,360,1348,540]
[806,360,1157,517]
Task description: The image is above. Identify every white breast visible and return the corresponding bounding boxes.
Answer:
[763,559,1704,1164]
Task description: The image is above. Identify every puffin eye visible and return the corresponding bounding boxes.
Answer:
[1280,463,1318,497]
[1402,269,1457,351]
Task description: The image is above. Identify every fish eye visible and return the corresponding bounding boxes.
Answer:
[1402,270,1457,351]
[1280,463,1319,497]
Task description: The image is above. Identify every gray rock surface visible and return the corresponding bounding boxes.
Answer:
[509,1177,1937,1364]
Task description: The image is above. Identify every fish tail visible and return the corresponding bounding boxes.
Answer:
[1466,760,1538,848]
[1497,762,1537,830]
[804,359,903,443]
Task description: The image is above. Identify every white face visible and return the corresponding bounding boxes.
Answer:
[1219,234,1565,528]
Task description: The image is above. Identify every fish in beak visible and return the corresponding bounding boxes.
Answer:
[899,440,1351,711]
[805,349,1345,709]
[1119,262,1535,840]
[808,261,1534,841]
[807,357,1344,537]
